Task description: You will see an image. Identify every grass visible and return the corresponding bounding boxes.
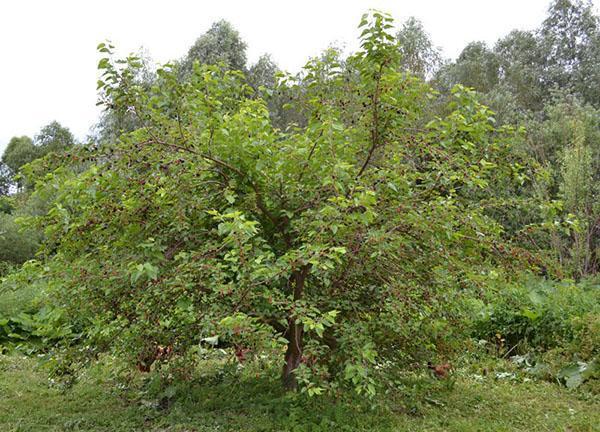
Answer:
[1,353,598,432]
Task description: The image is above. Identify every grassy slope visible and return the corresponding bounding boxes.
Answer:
[1,354,598,432]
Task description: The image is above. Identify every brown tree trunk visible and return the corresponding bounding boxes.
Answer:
[281,265,309,390]
[282,319,303,390]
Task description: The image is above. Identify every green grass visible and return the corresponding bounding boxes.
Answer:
[1,354,598,432]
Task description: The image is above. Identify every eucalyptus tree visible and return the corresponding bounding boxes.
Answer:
[35,121,75,153]
[539,0,600,105]
[396,17,442,79]
[493,30,544,113]
[438,0,600,113]
[437,42,499,94]
[247,54,278,91]
[0,162,11,196]
[2,136,37,176]
[246,54,292,129]
[179,19,247,78]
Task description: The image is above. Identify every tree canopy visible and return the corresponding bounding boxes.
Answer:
[20,12,540,394]
[180,19,248,77]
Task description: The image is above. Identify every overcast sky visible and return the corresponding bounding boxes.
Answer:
[1,0,598,154]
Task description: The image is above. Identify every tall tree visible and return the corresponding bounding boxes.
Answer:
[247,54,278,91]
[180,20,247,77]
[0,162,11,196]
[396,17,442,79]
[1,136,37,177]
[247,54,293,129]
[539,0,600,105]
[35,121,75,153]
[436,42,499,93]
[494,30,544,112]
[435,0,600,113]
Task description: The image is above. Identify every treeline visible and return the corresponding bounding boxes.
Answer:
[0,122,75,268]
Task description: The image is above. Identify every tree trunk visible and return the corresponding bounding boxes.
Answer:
[281,265,309,390]
[282,319,303,390]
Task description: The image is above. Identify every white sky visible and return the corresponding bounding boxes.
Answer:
[1,0,597,154]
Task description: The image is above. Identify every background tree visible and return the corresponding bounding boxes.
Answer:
[0,212,40,265]
[396,17,442,79]
[92,49,157,144]
[34,121,75,154]
[247,54,278,91]
[436,42,499,94]
[493,30,544,113]
[179,19,247,77]
[246,54,292,129]
[1,122,76,192]
[0,162,11,196]
[526,97,600,275]
[2,137,37,176]
[539,0,600,106]
[436,0,600,114]
[429,0,600,278]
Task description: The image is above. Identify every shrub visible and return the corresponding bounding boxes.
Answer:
[473,276,599,354]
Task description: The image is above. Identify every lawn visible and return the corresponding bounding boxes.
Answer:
[1,354,598,432]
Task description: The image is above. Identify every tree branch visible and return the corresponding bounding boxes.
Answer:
[357,63,384,178]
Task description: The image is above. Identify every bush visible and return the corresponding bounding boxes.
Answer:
[474,276,599,352]
[0,213,39,265]
[472,275,599,388]
[0,261,72,353]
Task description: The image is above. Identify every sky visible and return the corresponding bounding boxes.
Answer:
[1,0,598,155]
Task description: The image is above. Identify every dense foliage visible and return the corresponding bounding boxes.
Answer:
[0,1,598,404]
[8,12,541,395]
[437,0,600,278]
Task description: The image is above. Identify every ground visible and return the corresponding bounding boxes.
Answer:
[1,354,598,432]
